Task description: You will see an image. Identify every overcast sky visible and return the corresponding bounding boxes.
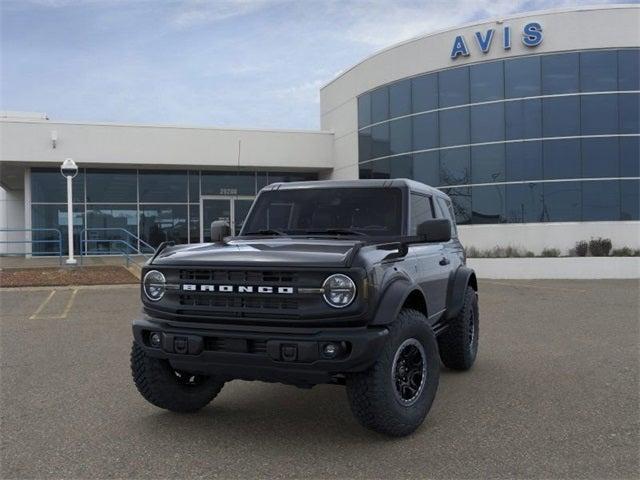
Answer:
[0,0,629,129]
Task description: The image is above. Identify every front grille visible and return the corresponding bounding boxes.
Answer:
[203,337,267,354]
[179,294,299,311]
[179,270,299,284]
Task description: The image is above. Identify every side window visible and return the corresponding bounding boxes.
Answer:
[437,198,458,237]
[410,193,435,235]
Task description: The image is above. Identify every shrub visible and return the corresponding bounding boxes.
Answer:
[466,246,480,258]
[574,241,589,257]
[611,247,639,257]
[540,248,561,257]
[589,237,612,257]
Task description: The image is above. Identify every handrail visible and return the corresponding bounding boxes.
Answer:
[81,239,149,268]
[80,228,155,268]
[0,228,63,265]
[81,227,155,253]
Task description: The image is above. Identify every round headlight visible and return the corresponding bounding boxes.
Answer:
[322,274,356,308]
[143,270,166,301]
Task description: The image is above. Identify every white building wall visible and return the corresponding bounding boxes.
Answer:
[0,186,26,254]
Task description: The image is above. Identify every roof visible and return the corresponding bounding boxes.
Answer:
[262,178,447,197]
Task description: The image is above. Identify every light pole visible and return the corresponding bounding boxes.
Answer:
[60,158,78,265]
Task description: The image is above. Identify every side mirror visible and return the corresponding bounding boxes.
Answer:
[210,220,231,242]
[417,219,451,243]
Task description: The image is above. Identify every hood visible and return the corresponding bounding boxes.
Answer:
[150,238,362,268]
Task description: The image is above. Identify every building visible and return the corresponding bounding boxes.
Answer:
[1,5,638,256]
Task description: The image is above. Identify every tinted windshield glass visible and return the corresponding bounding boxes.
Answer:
[242,188,403,236]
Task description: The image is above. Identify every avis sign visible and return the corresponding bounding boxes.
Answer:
[450,22,543,59]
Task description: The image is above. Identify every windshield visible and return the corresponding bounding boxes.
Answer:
[241,188,403,236]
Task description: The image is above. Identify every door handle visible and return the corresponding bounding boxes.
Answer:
[439,257,450,266]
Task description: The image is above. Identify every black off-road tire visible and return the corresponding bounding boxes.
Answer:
[131,341,225,413]
[438,286,479,370]
[345,309,440,437]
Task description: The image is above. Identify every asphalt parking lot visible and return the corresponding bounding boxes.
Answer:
[1,280,638,479]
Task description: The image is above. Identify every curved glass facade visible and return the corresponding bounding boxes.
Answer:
[358,48,640,224]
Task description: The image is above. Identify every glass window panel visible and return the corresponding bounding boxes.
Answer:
[506,183,544,223]
[471,185,505,224]
[139,205,188,248]
[439,67,469,108]
[582,137,619,178]
[369,158,391,179]
[359,165,373,179]
[412,73,438,113]
[389,79,411,118]
[256,172,269,191]
[139,170,187,203]
[413,152,439,187]
[543,139,581,179]
[580,51,618,92]
[542,97,580,137]
[86,169,137,203]
[505,56,541,98]
[582,181,620,221]
[621,180,640,220]
[389,155,413,179]
[359,128,373,162]
[581,94,618,135]
[409,193,435,234]
[619,93,639,134]
[201,171,255,195]
[543,181,581,222]
[267,172,317,184]
[620,136,640,177]
[506,141,543,182]
[85,205,138,254]
[188,171,200,202]
[471,144,505,184]
[470,61,504,102]
[389,117,412,155]
[31,204,84,255]
[435,197,459,237]
[370,86,389,123]
[470,103,504,143]
[440,147,470,186]
[412,112,438,151]
[439,108,469,147]
[505,98,542,140]
[441,187,471,224]
[189,204,200,243]
[358,94,371,128]
[618,49,640,91]
[31,168,85,203]
[371,123,390,158]
[542,52,579,94]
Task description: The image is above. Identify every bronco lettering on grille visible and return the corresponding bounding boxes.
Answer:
[181,284,295,294]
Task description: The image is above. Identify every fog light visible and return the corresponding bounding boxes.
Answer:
[150,332,161,348]
[322,343,339,358]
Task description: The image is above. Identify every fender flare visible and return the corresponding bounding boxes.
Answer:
[370,277,426,326]
[445,266,478,320]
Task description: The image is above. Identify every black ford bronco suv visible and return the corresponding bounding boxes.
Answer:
[131,179,479,436]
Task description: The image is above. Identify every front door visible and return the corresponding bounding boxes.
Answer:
[200,196,254,242]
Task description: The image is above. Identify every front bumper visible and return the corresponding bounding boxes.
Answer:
[132,317,388,386]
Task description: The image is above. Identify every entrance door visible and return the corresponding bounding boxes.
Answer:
[200,196,254,242]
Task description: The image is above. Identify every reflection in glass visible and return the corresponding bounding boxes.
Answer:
[470,61,504,102]
[582,137,619,178]
[188,171,200,203]
[471,185,505,224]
[439,108,470,147]
[439,67,469,108]
[359,128,372,162]
[506,183,543,223]
[371,86,389,123]
[412,112,438,151]
[583,181,620,221]
[413,152,439,187]
[505,56,541,98]
[441,187,471,224]
[618,49,640,91]
[580,51,617,92]
[470,103,504,143]
[581,94,618,135]
[86,205,138,254]
[543,139,581,180]
[621,180,640,220]
[86,170,137,203]
[505,99,542,140]
[371,123,390,158]
[440,148,470,186]
[139,205,188,247]
[31,169,85,203]
[31,204,84,255]
[358,94,371,128]
[389,117,412,155]
[471,144,505,184]
[389,155,413,179]
[506,142,543,182]
[541,53,579,94]
[620,137,640,177]
[619,93,639,134]
[139,170,188,203]
[412,73,438,113]
[542,96,580,137]
[390,79,411,118]
[542,182,581,222]
[189,204,200,243]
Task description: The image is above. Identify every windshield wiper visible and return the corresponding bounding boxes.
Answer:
[303,228,366,236]
[243,229,287,236]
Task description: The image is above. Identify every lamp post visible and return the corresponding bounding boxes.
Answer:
[60,158,78,265]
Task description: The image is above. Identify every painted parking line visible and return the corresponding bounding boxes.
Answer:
[481,280,588,293]
[29,288,79,320]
